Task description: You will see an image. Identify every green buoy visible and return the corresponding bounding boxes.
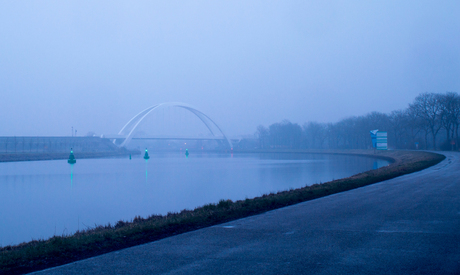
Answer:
[185,149,189,157]
[143,148,150,160]
[68,148,76,164]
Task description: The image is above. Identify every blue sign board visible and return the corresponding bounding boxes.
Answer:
[370,130,387,150]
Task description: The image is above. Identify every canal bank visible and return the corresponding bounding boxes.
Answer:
[0,150,445,274]
[236,149,398,163]
[0,151,134,163]
[35,151,458,275]
[0,137,137,162]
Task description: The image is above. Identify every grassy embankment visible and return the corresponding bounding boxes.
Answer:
[0,150,445,274]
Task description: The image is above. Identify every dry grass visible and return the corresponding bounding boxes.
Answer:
[0,150,445,274]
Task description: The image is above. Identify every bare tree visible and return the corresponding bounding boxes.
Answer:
[408,93,443,149]
[303,122,327,149]
[389,110,408,149]
[268,120,302,149]
[256,125,269,149]
[326,122,340,149]
[255,92,459,151]
[438,92,460,149]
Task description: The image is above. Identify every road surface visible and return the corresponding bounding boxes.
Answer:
[33,152,460,274]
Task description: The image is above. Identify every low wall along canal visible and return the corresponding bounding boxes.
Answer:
[0,136,121,154]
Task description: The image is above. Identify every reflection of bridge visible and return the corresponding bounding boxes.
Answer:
[106,102,233,149]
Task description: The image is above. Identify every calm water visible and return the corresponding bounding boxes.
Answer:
[0,152,389,246]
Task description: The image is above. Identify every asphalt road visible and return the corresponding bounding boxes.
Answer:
[33,152,460,274]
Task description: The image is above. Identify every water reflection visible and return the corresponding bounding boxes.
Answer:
[145,159,148,184]
[0,153,389,246]
[373,161,379,170]
[70,163,74,188]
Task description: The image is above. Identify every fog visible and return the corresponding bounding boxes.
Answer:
[0,1,459,138]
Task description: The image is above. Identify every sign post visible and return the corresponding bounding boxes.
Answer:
[370,130,378,153]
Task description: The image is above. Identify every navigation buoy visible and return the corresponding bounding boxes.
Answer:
[185,149,189,157]
[143,148,150,160]
[68,148,76,164]
[129,154,132,160]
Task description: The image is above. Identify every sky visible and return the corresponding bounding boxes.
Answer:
[0,1,459,138]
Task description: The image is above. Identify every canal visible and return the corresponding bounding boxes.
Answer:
[0,152,389,246]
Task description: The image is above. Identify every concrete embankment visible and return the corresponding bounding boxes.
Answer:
[0,137,137,162]
[0,151,133,162]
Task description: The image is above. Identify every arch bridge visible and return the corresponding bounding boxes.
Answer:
[104,102,232,149]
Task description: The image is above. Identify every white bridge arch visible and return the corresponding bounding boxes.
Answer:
[112,102,232,149]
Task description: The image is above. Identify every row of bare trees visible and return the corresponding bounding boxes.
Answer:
[256,92,460,150]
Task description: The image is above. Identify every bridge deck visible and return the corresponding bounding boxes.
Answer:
[104,135,226,141]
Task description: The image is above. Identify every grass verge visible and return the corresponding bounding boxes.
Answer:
[0,150,445,274]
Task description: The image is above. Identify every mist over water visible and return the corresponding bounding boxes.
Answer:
[0,153,388,246]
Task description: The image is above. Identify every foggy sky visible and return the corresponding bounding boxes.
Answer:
[1,1,459,137]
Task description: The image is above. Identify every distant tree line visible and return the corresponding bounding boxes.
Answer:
[256,92,460,150]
